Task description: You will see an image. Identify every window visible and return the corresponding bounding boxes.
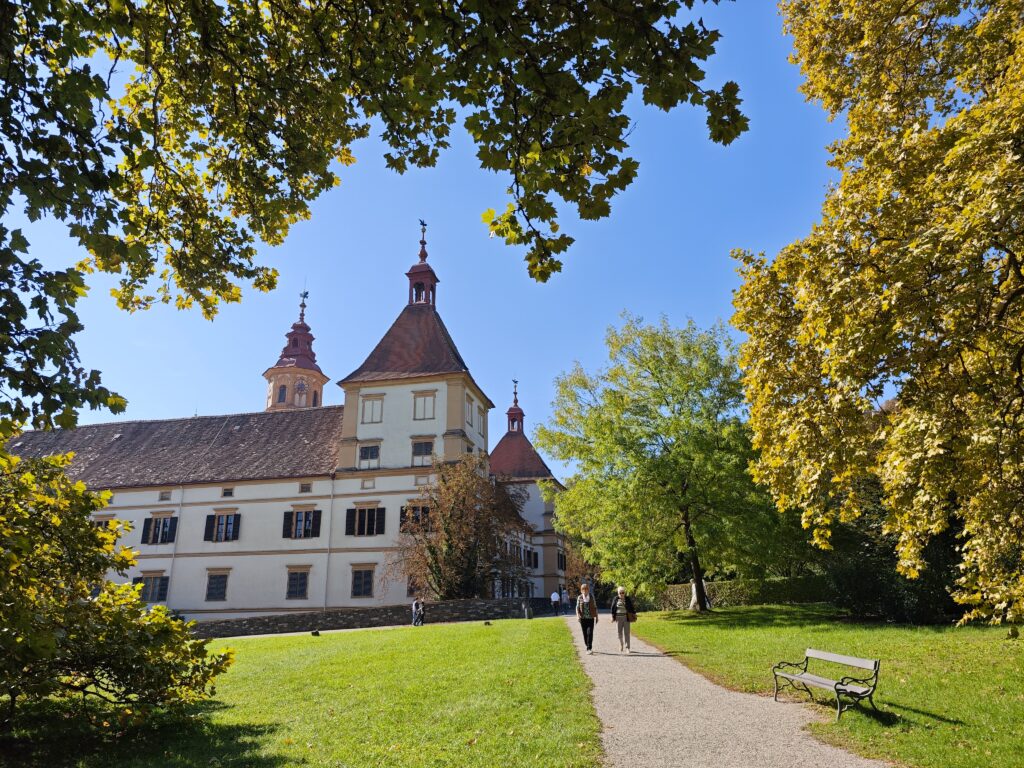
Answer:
[361,478,375,490]
[141,516,177,545]
[204,511,241,542]
[414,475,429,486]
[91,515,114,530]
[134,574,169,602]
[205,572,229,601]
[413,393,436,420]
[345,507,386,536]
[283,509,322,539]
[222,487,234,498]
[299,482,312,494]
[407,577,419,598]
[158,490,171,502]
[477,407,485,433]
[399,506,430,531]
[358,444,380,469]
[312,391,319,407]
[286,569,309,600]
[465,395,474,426]
[412,440,432,467]
[361,396,383,424]
[557,551,566,571]
[277,384,287,403]
[351,568,374,598]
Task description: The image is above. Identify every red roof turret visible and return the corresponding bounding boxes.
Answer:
[489,383,555,480]
[264,292,324,375]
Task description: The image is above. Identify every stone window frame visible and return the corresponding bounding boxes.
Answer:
[358,441,381,470]
[350,564,376,599]
[205,568,231,602]
[412,390,437,421]
[286,565,312,600]
[360,394,384,424]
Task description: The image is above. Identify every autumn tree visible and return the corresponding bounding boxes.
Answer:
[0,452,231,727]
[389,455,530,600]
[535,316,777,610]
[733,1,1024,622]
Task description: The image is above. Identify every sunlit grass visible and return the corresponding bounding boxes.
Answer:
[5,618,602,768]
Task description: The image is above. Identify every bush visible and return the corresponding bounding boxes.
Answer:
[1,452,231,727]
[660,576,832,609]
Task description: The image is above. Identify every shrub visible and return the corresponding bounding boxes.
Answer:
[660,576,832,609]
[0,452,231,727]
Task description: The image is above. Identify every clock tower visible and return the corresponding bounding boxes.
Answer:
[263,293,330,411]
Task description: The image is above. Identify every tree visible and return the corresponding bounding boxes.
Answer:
[388,455,530,600]
[733,1,1024,623]
[1,0,748,442]
[534,316,776,610]
[0,452,231,727]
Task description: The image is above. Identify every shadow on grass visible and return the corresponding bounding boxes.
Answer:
[885,701,965,726]
[0,700,291,768]
[659,604,843,629]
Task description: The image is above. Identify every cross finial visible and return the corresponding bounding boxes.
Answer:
[418,219,428,262]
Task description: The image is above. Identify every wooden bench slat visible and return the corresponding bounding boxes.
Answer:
[806,648,877,670]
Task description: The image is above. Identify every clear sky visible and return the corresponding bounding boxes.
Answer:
[19,3,841,479]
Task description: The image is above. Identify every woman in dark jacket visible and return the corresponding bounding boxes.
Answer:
[609,586,636,653]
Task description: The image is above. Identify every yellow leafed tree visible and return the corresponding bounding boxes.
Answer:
[734,1,1024,623]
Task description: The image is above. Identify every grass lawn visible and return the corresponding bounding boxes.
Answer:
[4,618,602,768]
[632,605,1024,768]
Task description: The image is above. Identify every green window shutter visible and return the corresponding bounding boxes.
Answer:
[345,509,356,535]
[141,518,153,544]
[376,507,386,535]
[282,511,293,539]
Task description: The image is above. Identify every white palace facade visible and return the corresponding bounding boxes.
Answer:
[15,234,566,620]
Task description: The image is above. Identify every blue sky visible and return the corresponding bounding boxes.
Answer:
[20,3,840,479]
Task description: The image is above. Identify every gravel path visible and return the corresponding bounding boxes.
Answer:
[564,614,887,768]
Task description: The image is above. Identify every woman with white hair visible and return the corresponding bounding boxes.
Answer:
[609,586,637,653]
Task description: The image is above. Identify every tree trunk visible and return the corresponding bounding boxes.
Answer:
[682,509,710,611]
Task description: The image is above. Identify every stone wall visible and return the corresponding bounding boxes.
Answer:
[191,597,554,639]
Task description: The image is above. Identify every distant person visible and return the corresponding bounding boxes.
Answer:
[610,586,637,653]
[551,589,561,615]
[411,597,424,626]
[575,582,598,654]
[561,587,569,613]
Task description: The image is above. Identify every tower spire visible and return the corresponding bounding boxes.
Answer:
[407,218,439,305]
[263,291,328,411]
[506,379,525,432]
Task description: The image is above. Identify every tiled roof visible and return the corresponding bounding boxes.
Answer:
[8,406,345,489]
[341,303,469,383]
[489,430,555,480]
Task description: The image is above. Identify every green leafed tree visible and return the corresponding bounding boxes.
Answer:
[534,316,785,609]
[0,452,232,727]
[733,0,1024,623]
[1,0,747,440]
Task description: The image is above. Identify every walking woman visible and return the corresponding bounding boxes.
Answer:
[610,586,636,653]
[576,582,598,654]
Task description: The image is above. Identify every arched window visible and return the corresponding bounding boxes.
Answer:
[277,384,287,403]
[413,282,425,302]
[312,391,319,407]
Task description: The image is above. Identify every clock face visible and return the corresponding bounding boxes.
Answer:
[296,379,308,393]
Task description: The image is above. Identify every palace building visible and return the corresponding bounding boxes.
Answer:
[13,232,566,620]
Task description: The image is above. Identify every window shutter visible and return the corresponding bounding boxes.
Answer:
[399,506,407,528]
[157,576,169,601]
[376,507,386,535]
[132,576,143,585]
[141,518,153,545]
[231,514,242,541]
[282,511,293,539]
[345,509,356,535]
[166,517,178,544]
[203,515,215,541]
[311,510,322,538]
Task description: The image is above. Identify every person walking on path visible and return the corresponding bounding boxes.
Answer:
[609,586,636,653]
[576,582,599,654]
[551,589,561,615]
[411,597,424,626]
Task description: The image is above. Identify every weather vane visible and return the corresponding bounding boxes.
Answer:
[512,378,519,404]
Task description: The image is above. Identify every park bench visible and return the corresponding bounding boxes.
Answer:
[772,648,880,721]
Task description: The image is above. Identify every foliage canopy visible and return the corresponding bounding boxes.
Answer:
[1,0,746,438]
[733,0,1024,622]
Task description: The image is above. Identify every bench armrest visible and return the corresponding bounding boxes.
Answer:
[773,658,809,674]
[836,673,877,690]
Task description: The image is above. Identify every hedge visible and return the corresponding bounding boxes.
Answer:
[660,576,833,609]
